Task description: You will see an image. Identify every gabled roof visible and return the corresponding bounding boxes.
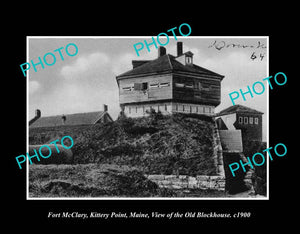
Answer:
[29,111,112,128]
[217,104,264,116]
[116,54,224,80]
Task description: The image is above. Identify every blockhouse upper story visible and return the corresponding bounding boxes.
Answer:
[116,42,225,117]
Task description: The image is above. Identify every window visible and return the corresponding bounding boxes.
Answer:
[149,83,159,88]
[129,107,131,114]
[186,56,192,64]
[190,106,192,113]
[165,104,167,111]
[244,117,248,124]
[134,82,148,90]
[175,83,185,88]
[255,117,259,124]
[135,106,138,113]
[142,82,148,90]
[123,87,132,91]
[198,82,202,90]
[239,117,243,124]
[160,82,170,87]
[201,84,210,91]
[185,83,194,88]
[249,117,253,124]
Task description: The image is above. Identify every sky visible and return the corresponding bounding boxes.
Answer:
[28,36,268,140]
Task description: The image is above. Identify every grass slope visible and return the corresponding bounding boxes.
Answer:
[29,164,225,197]
[29,113,217,176]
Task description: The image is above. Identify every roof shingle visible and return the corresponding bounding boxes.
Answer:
[217,104,263,116]
[116,54,224,79]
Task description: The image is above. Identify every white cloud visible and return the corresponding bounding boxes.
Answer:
[112,48,161,76]
[60,52,110,79]
[29,80,40,95]
[201,50,267,82]
[40,80,120,119]
[112,53,136,76]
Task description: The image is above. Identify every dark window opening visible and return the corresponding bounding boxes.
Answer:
[142,82,148,90]
[134,82,148,91]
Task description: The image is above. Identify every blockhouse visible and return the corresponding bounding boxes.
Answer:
[116,42,225,118]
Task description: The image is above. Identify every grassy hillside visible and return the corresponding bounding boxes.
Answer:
[29,164,227,197]
[29,112,217,176]
[29,164,172,197]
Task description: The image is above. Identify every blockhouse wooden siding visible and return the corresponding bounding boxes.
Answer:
[173,74,221,106]
[119,74,173,104]
[119,73,221,106]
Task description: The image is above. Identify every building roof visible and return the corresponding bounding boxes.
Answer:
[217,104,264,116]
[219,130,243,153]
[116,54,224,80]
[29,111,112,128]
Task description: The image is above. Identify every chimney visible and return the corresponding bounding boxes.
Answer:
[158,46,166,57]
[35,109,41,118]
[177,41,183,57]
[29,109,41,126]
[103,104,108,112]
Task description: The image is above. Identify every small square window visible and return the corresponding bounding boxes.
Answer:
[244,117,248,124]
[186,57,192,64]
[142,82,148,90]
[239,117,243,124]
[249,117,253,124]
[255,117,259,124]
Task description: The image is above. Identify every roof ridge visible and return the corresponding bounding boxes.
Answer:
[93,111,106,124]
[116,53,224,79]
[29,110,110,128]
[166,54,173,70]
[36,110,104,119]
[217,104,263,115]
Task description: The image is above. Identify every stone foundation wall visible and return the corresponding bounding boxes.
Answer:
[146,174,225,191]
